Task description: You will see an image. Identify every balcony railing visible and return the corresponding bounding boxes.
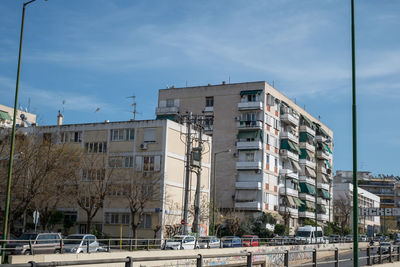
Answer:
[299,211,315,219]
[234,201,262,211]
[235,181,262,190]
[317,197,328,206]
[236,161,262,170]
[279,187,299,197]
[280,113,299,126]
[317,165,327,174]
[237,140,262,150]
[299,176,316,186]
[317,214,329,221]
[280,169,299,180]
[279,206,299,217]
[155,106,179,115]
[299,193,316,202]
[316,150,330,160]
[280,150,299,161]
[237,101,263,110]
[237,120,263,130]
[317,183,330,191]
[299,125,316,136]
[299,142,315,152]
[280,131,298,143]
[204,106,214,113]
[299,159,316,169]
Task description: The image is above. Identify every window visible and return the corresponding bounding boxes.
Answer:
[85,142,107,153]
[64,211,77,223]
[82,169,105,181]
[82,196,97,209]
[166,99,175,107]
[125,156,133,168]
[139,214,152,229]
[125,129,134,141]
[121,214,130,224]
[142,184,154,198]
[135,156,161,172]
[144,156,155,171]
[111,129,124,141]
[143,128,157,143]
[247,94,256,102]
[266,154,270,165]
[245,152,255,162]
[245,113,256,121]
[265,193,270,203]
[109,156,133,168]
[105,213,128,224]
[205,97,214,107]
[70,132,82,143]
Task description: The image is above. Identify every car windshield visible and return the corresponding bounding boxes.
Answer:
[380,242,391,246]
[198,237,211,242]
[222,237,234,241]
[18,233,37,241]
[296,231,311,238]
[167,237,184,242]
[64,236,84,244]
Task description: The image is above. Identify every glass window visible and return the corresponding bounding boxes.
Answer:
[166,99,175,107]
[205,97,214,107]
[144,156,155,171]
[125,129,135,140]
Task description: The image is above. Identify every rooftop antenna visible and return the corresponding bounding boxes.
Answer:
[62,100,66,116]
[94,107,100,122]
[27,98,31,112]
[126,95,139,120]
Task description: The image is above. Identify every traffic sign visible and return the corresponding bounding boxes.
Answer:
[33,210,39,224]
[181,219,185,225]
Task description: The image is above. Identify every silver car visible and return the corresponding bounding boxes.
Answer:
[64,234,100,253]
[197,236,220,249]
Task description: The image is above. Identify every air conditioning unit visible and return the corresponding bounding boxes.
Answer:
[140,143,148,150]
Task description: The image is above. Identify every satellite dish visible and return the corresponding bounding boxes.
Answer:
[20,113,26,121]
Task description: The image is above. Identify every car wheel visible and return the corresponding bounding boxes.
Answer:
[55,249,61,254]
[24,250,31,255]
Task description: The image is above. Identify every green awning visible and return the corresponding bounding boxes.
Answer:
[291,142,301,154]
[306,201,315,210]
[240,90,263,96]
[300,148,313,160]
[317,126,329,137]
[324,144,332,154]
[0,110,12,121]
[300,201,315,212]
[301,115,316,130]
[319,189,331,200]
[156,115,176,121]
[299,182,316,195]
[317,204,327,213]
[325,160,332,169]
[281,139,301,154]
[293,197,303,206]
[237,130,260,139]
[299,132,314,143]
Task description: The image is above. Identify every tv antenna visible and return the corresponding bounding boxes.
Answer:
[126,95,141,120]
[62,100,66,115]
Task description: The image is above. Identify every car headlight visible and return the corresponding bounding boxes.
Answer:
[71,247,77,252]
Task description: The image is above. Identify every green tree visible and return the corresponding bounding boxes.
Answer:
[274,224,285,236]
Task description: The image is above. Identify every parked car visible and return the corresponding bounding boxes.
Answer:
[163,235,197,250]
[5,232,63,255]
[377,242,394,254]
[295,226,324,244]
[359,235,368,242]
[242,235,259,247]
[64,234,100,253]
[221,236,242,248]
[197,236,220,249]
[329,235,340,243]
[393,237,400,245]
[345,235,353,242]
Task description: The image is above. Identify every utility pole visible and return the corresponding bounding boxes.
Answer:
[182,113,192,235]
[193,130,203,234]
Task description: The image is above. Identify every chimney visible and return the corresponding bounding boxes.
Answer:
[57,110,63,126]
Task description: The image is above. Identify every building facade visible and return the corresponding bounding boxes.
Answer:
[17,119,211,238]
[156,81,333,233]
[0,104,36,128]
[333,183,380,236]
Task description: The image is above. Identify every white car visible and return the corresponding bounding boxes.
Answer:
[197,236,220,249]
[64,234,100,253]
[163,235,197,250]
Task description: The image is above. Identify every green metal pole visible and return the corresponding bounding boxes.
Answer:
[315,148,318,244]
[211,152,216,236]
[351,0,359,266]
[1,2,29,263]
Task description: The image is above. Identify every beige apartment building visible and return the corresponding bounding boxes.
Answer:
[20,119,212,239]
[156,81,333,233]
[0,104,37,128]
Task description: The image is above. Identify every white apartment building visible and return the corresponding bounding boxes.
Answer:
[0,104,37,128]
[16,119,211,238]
[156,81,333,233]
[333,183,380,235]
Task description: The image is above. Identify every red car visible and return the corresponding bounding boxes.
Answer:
[241,235,259,247]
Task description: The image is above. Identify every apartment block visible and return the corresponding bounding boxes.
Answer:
[18,119,211,238]
[0,104,37,128]
[156,81,333,233]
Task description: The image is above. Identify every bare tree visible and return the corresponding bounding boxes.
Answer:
[333,194,352,234]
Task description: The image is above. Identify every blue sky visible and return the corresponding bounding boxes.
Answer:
[1,0,399,176]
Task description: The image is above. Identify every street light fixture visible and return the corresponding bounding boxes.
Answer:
[1,0,44,264]
[210,148,231,236]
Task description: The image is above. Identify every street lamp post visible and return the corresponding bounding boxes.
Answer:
[210,149,230,236]
[1,0,40,264]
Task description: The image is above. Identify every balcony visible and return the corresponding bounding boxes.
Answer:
[235,201,262,211]
[279,206,299,217]
[317,183,330,191]
[204,125,213,133]
[238,101,263,110]
[280,131,298,143]
[237,121,263,130]
[280,113,299,126]
[317,197,328,206]
[235,181,262,190]
[317,165,327,174]
[280,150,299,161]
[317,214,329,221]
[299,193,316,202]
[299,159,316,169]
[299,211,315,219]
[237,141,262,150]
[280,169,299,180]
[204,106,214,113]
[315,135,328,143]
[299,176,315,186]
[316,150,329,160]
[155,106,179,115]
[236,161,262,170]
[279,187,299,197]
[299,125,316,136]
[299,142,315,152]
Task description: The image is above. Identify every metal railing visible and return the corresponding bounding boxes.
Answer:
[2,245,400,267]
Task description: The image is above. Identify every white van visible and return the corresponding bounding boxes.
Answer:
[295,225,324,244]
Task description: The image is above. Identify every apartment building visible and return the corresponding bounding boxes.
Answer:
[18,119,211,238]
[0,104,37,128]
[156,81,333,233]
[334,171,397,232]
[333,183,380,235]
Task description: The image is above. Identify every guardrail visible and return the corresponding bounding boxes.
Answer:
[2,245,400,266]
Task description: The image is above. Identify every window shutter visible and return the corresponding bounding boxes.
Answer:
[154,156,161,171]
[135,156,143,171]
